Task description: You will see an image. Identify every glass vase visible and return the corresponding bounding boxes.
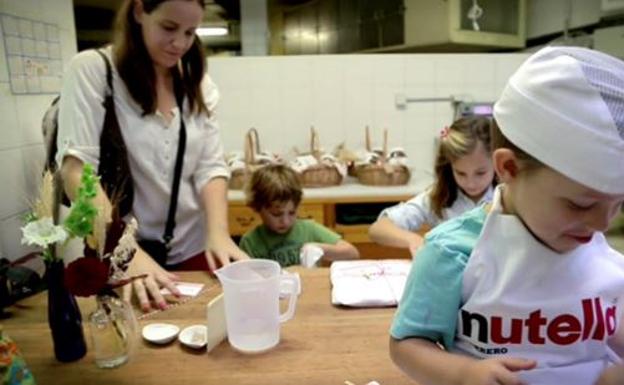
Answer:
[45,259,87,362]
[89,295,137,369]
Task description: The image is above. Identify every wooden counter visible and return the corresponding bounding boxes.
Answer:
[1,268,415,385]
[227,174,431,203]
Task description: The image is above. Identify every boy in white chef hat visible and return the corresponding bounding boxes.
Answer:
[389,46,624,385]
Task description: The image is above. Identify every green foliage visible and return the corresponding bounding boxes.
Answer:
[63,164,100,238]
[22,211,38,224]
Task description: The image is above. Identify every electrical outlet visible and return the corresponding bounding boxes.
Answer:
[395,93,407,109]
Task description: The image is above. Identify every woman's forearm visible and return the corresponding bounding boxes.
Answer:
[200,177,230,238]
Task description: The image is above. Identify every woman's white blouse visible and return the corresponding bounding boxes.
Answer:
[57,48,229,264]
[379,185,494,231]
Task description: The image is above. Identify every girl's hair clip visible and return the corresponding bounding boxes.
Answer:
[440,126,450,139]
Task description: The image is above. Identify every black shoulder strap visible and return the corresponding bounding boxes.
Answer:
[91,48,183,251]
[163,78,187,248]
[48,49,112,173]
[95,48,134,218]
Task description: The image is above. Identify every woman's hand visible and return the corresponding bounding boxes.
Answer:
[122,248,181,312]
[205,232,249,271]
[460,357,536,385]
[200,177,248,270]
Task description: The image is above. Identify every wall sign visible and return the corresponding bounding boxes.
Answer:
[1,13,63,94]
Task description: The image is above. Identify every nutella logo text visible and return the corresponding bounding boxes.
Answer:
[460,298,617,345]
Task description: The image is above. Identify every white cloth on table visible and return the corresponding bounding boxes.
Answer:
[330,260,411,307]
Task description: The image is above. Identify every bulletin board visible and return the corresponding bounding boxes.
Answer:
[1,13,63,95]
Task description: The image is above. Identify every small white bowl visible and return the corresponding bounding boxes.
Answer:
[142,323,180,345]
[179,324,208,349]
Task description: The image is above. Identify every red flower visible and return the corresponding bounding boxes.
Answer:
[64,257,109,297]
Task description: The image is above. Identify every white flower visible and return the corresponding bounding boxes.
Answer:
[21,217,68,248]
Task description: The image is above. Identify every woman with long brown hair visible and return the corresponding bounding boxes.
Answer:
[57,0,248,311]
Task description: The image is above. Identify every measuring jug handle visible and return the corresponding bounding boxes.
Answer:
[279,275,298,323]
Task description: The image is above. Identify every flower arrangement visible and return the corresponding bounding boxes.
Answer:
[20,164,140,366]
[21,164,97,261]
[21,164,139,297]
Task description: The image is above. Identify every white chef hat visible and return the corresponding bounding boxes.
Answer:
[493,46,624,194]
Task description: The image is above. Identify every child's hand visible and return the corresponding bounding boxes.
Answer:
[407,238,422,256]
[595,364,624,385]
[461,357,536,385]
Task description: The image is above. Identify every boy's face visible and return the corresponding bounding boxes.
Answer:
[259,200,298,234]
[503,166,624,253]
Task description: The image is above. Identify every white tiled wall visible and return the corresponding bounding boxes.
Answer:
[0,0,76,261]
[0,2,528,262]
[209,53,529,175]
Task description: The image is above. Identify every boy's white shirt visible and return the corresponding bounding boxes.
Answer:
[380,185,494,231]
[454,186,624,385]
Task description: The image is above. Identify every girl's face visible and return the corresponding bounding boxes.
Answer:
[451,141,495,202]
[259,200,298,235]
[503,166,624,253]
[134,0,203,70]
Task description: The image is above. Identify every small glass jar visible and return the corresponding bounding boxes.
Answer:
[89,295,137,369]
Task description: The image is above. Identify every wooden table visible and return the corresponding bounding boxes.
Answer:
[1,268,414,385]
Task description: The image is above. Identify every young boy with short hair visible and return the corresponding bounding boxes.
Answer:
[389,46,624,385]
[239,164,359,267]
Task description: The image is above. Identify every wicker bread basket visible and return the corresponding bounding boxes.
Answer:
[228,128,265,190]
[296,127,343,188]
[348,125,375,177]
[356,127,410,186]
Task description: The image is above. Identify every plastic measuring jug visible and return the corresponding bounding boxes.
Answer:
[215,259,298,353]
